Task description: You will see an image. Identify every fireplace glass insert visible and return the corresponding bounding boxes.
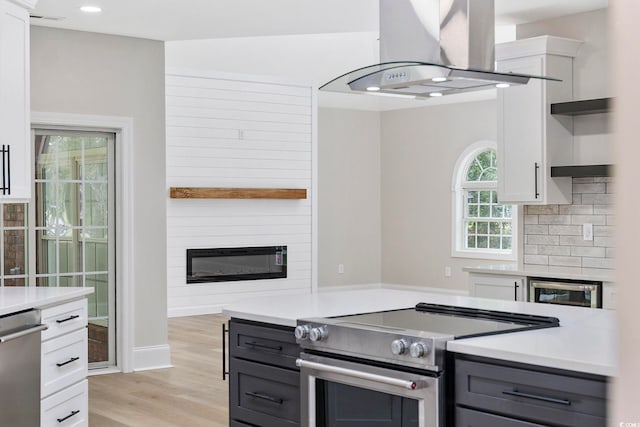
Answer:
[186,246,287,283]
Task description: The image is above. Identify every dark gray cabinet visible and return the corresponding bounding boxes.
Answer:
[454,355,607,427]
[229,318,300,427]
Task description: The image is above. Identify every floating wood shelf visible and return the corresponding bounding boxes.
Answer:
[169,187,307,199]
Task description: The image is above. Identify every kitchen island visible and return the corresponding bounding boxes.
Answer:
[223,287,615,376]
[223,287,613,427]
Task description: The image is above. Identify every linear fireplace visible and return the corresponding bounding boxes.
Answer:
[186,246,287,284]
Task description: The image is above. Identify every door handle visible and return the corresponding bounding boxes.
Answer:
[534,162,540,199]
[514,281,519,301]
[56,314,81,324]
[57,410,80,423]
[246,341,283,352]
[503,389,571,406]
[0,324,48,343]
[56,356,80,367]
[245,391,284,404]
[221,323,229,381]
[296,358,421,390]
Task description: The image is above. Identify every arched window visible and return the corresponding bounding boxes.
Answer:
[452,141,517,260]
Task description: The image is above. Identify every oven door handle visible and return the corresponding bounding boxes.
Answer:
[296,358,422,390]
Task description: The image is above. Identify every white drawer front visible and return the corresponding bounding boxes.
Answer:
[41,379,88,427]
[41,299,88,342]
[42,328,88,398]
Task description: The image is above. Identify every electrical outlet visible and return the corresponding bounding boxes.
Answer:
[338,264,344,274]
[583,223,593,241]
[444,266,452,277]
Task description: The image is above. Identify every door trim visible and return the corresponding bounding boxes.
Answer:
[32,111,135,373]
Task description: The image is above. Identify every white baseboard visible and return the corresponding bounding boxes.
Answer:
[133,344,172,372]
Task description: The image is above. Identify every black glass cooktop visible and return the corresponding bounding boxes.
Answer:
[332,303,560,339]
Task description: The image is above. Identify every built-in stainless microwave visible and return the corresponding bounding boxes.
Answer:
[529,277,602,308]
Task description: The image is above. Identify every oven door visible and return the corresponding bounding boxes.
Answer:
[297,352,442,427]
[529,279,602,308]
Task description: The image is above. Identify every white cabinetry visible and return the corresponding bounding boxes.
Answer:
[40,299,88,427]
[0,0,35,200]
[496,36,582,205]
[469,272,525,301]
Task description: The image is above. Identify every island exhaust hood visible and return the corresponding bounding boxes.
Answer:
[321,0,558,98]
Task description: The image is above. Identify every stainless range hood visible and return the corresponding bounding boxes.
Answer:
[321,0,558,98]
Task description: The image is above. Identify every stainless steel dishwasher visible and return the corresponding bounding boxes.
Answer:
[0,309,48,426]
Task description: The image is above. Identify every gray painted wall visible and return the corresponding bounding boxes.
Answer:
[380,100,499,291]
[30,27,168,350]
[318,108,381,287]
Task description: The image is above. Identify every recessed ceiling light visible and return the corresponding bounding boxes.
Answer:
[80,6,102,13]
[432,77,448,82]
[429,92,444,97]
[496,83,511,88]
[366,86,381,92]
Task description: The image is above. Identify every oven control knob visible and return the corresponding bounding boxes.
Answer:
[409,342,428,358]
[294,325,311,340]
[390,339,409,355]
[309,326,328,342]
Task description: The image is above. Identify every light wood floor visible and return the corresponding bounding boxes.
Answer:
[89,314,230,427]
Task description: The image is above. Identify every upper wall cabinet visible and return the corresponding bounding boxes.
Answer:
[0,0,36,200]
[496,36,582,205]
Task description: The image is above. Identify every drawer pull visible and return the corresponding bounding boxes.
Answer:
[57,410,80,423]
[56,315,81,324]
[56,356,80,367]
[246,341,282,352]
[502,389,571,406]
[245,391,283,405]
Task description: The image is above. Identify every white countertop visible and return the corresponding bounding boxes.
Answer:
[223,287,616,377]
[463,263,615,282]
[0,287,93,316]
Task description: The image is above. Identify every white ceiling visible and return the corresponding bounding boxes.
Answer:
[31,0,608,42]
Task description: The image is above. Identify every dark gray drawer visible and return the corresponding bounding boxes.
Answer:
[456,407,547,427]
[230,319,299,370]
[455,358,606,427]
[230,357,300,427]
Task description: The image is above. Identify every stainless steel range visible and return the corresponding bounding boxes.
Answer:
[294,303,559,427]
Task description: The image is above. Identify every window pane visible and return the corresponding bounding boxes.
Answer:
[3,204,26,227]
[479,191,490,203]
[59,275,82,287]
[479,205,490,217]
[489,222,500,235]
[476,150,492,169]
[466,160,483,181]
[467,236,476,248]
[491,191,498,204]
[83,183,108,227]
[490,236,501,249]
[4,230,26,276]
[467,191,478,203]
[502,237,512,250]
[59,240,83,274]
[466,221,476,234]
[468,204,478,217]
[477,222,488,234]
[480,168,497,181]
[36,276,56,287]
[491,205,504,218]
[477,236,488,248]
[504,205,513,218]
[4,278,25,286]
[502,222,513,235]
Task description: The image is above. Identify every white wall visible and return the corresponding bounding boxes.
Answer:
[318,108,381,286]
[380,100,499,291]
[165,32,378,88]
[30,27,168,357]
[611,2,640,422]
[165,70,315,315]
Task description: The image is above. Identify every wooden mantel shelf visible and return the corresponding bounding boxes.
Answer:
[169,187,307,200]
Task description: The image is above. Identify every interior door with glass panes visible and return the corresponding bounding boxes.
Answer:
[31,130,115,368]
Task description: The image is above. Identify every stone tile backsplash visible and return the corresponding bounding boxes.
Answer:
[523,177,614,269]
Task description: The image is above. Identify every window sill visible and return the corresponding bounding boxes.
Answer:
[451,249,516,262]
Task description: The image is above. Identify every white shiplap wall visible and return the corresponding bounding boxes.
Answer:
[166,69,317,317]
